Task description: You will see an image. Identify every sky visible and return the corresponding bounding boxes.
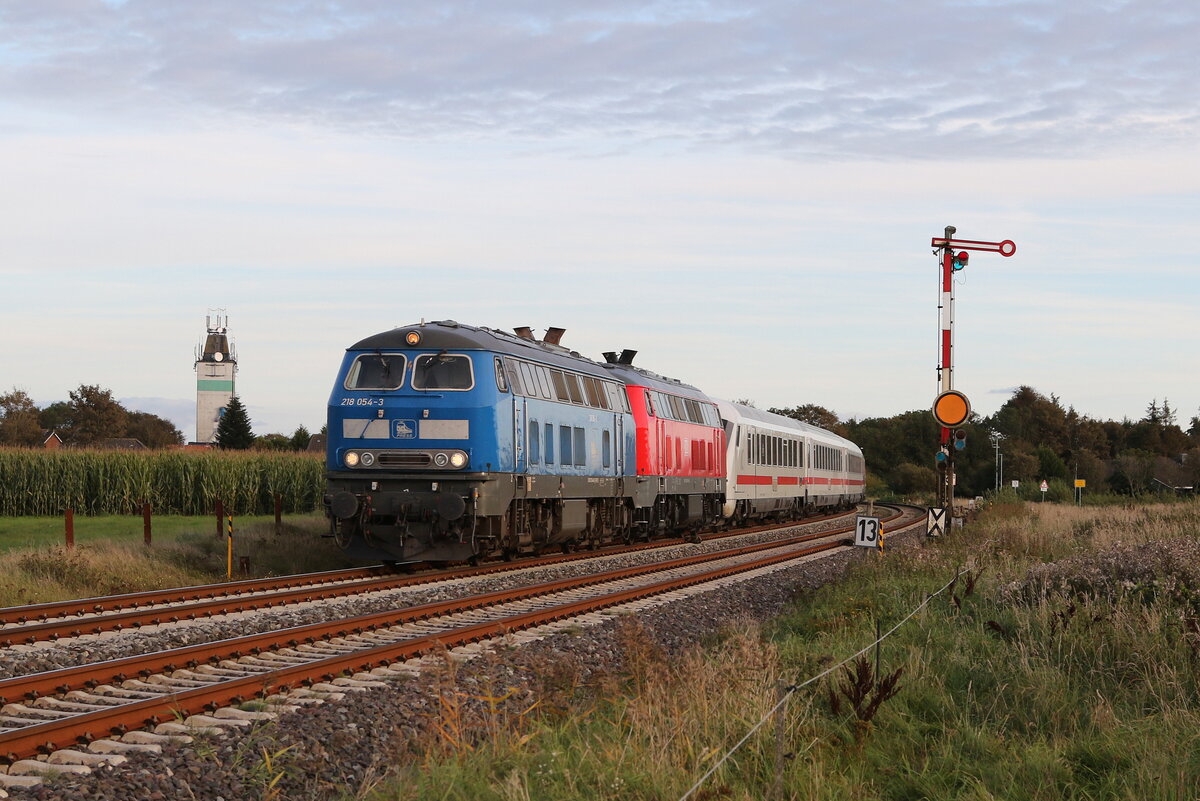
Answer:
[1,0,1197,440]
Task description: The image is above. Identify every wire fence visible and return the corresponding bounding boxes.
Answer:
[677,568,966,801]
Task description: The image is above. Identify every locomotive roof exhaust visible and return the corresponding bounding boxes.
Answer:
[513,326,535,340]
[602,350,637,364]
[543,327,566,345]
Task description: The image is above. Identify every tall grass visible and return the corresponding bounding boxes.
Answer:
[0,448,325,516]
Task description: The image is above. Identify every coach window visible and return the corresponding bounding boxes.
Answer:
[412,353,474,390]
[545,423,554,464]
[603,431,611,468]
[560,426,573,466]
[529,423,540,465]
[574,428,586,466]
[344,354,406,390]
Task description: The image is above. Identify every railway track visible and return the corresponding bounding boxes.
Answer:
[0,504,924,771]
[0,508,864,648]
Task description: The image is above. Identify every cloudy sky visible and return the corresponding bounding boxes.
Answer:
[2,0,1197,440]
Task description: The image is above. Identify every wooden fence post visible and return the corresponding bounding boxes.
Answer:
[215,499,224,538]
[274,493,283,536]
[65,508,74,549]
[143,501,152,546]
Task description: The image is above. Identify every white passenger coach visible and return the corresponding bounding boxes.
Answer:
[716,400,866,521]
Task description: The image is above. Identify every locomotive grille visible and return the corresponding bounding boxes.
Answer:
[378,452,433,466]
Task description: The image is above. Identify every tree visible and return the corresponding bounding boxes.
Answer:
[252,433,291,451]
[769,404,840,431]
[214,395,255,450]
[0,388,44,446]
[289,424,311,451]
[38,401,72,431]
[125,411,184,449]
[64,385,128,445]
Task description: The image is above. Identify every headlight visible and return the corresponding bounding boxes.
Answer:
[344,451,360,468]
[433,453,449,467]
[449,451,467,468]
[360,452,376,467]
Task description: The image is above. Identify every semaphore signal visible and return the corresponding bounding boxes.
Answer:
[930,226,1016,514]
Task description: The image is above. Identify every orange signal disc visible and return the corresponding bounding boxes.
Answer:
[932,390,971,427]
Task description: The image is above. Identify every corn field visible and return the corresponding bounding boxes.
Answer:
[0,448,326,516]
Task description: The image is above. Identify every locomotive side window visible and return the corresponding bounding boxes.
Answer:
[412,354,474,390]
[535,366,553,399]
[505,362,523,395]
[344,353,407,390]
[550,370,571,402]
[545,423,554,464]
[560,426,573,465]
[603,431,611,468]
[519,363,537,396]
[669,395,687,421]
[529,422,540,465]
[564,374,585,405]
[573,428,586,466]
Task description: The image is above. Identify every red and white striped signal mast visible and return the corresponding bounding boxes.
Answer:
[930,226,1016,512]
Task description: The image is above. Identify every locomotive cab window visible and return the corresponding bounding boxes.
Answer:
[412,353,474,390]
[344,353,406,390]
[494,358,509,392]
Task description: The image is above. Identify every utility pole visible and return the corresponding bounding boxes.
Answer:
[990,431,1005,492]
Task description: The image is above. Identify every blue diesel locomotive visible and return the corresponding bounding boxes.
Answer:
[324,321,638,563]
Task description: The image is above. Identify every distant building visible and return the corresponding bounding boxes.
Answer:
[194,311,238,444]
[96,438,148,451]
[40,430,63,449]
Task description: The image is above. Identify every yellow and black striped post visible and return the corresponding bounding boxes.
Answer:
[225,514,234,580]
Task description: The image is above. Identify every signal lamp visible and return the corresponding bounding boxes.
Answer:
[405,331,421,346]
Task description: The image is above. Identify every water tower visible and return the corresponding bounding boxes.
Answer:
[194,310,238,443]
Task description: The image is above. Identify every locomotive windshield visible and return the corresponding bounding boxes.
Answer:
[345,353,406,390]
[412,353,475,390]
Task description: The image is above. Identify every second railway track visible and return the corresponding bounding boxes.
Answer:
[0,508,874,648]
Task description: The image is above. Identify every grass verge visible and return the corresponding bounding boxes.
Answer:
[0,514,368,607]
[360,499,1200,801]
